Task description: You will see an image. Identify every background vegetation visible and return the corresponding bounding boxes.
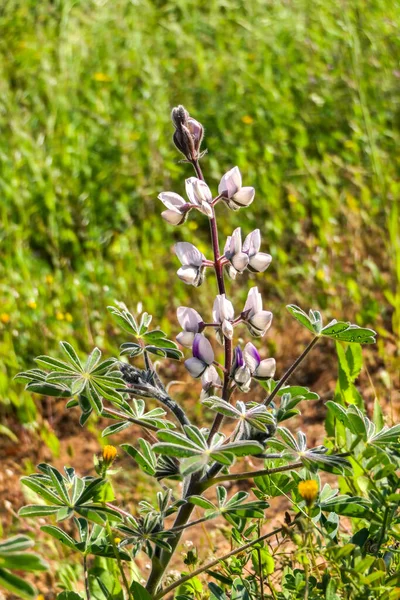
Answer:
[0,0,399,420]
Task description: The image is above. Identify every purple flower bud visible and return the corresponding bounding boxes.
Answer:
[171,105,204,161]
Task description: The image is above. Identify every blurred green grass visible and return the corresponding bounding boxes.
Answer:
[0,0,399,419]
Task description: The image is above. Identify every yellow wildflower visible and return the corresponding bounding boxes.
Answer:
[298,480,319,506]
[65,312,73,322]
[241,115,254,125]
[103,445,118,464]
[114,537,121,544]
[56,312,65,321]
[0,313,10,324]
[37,595,45,600]
[45,275,54,285]
[27,299,37,309]
[93,72,112,82]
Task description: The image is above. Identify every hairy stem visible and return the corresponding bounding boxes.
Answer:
[105,518,133,600]
[154,525,289,600]
[263,336,320,406]
[83,555,91,600]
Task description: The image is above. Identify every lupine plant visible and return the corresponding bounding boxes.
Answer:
[15,107,400,600]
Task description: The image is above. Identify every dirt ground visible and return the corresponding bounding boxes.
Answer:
[0,327,397,597]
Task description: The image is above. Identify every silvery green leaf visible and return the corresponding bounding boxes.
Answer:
[60,342,84,372]
[286,305,316,333]
[322,321,376,344]
[108,305,139,335]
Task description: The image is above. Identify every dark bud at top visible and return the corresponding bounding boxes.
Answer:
[171,105,204,162]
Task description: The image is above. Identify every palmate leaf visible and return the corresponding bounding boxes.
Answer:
[19,464,122,526]
[286,305,376,344]
[102,399,174,437]
[16,342,123,417]
[153,425,264,476]
[203,398,275,433]
[268,427,352,475]
[109,302,183,360]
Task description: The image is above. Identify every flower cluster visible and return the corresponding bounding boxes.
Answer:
[158,127,275,392]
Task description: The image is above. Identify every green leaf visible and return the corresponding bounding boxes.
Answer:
[41,526,78,551]
[0,553,48,572]
[322,322,376,344]
[0,567,37,599]
[60,342,84,371]
[57,593,85,600]
[130,580,153,600]
[85,347,102,372]
[18,505,60,518]
[152,443,198,458]
[26,382,72,397]
[222,441,264,456]
[35,355,76,373]
[286,305,317,334]
[320,496,372,517]
[0,536,34,553]
[20,477,65,506]
[108,305,138,336]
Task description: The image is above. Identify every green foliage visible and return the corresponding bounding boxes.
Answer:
[0,536,48,600]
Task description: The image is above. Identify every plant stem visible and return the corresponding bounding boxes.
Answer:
[191,159,233,443]
[83,555,91,600]
[263,336,320,406]
[105,518,133,600]
[201,461,303,490]
[154,525,289,600]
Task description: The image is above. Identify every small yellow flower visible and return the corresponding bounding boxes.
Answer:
[37,595,45,600]
[241,115,254,125]
[93,72,112,82]
[27,299,37,309]
[0,313,10,324]
[103,445,118,464]
[65,312,73,322]
[45,275,54,285]
[56,311,65,321]
[114,537,121,544]
[298,480,319,506]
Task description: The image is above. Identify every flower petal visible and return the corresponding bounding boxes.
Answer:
[254,358,276,379]
[232,186,255,207]
[248,311,273,337]
[192,333,214,365]
[186,177,213,206]
[248,252,272,273]
[244,286,262,316]
[176,331,196,348]
[243,229,261,255]
[177,265,200,286]
[158,192,186,210]
[201,365,221,388]
[185,357,206,378]
[218,166,242,198]
[175,242,204,267]
[232,252,249,272]
[177,307,202,332]
[243,342,261,373]
[161,209,186,225]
